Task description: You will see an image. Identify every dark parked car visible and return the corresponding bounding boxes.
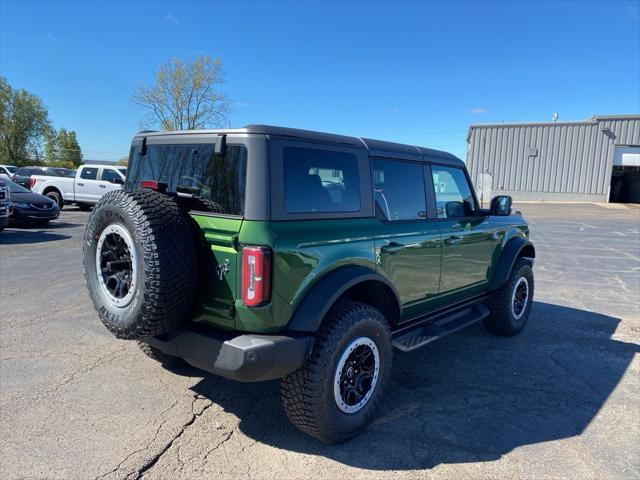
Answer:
[0,181,10,232]
[11,166,76,189]
[5,180,60,225]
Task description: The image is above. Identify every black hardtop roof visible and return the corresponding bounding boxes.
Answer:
[134,124,463,165]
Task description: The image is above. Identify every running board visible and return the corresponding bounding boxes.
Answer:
[392,303,490,352]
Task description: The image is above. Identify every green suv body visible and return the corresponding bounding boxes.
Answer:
[84,125,535,442]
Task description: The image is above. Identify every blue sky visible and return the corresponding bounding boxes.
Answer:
[1,0,639,161]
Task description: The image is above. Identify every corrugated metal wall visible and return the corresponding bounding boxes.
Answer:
[466,116,640,201]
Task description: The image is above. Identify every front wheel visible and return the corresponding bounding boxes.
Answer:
[281,300,392,443]
[484,258,534,336]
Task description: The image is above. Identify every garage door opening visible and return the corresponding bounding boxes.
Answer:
[609,147,640,203]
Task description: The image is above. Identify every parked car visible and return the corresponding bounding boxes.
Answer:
[83,125,535,443]
[31,164,126,210]
[0,165,18,181]
[5,179,59,225]
[11,166,76,189]
[0,181,10,232]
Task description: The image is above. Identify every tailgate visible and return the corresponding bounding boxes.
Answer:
[190,214,243,329]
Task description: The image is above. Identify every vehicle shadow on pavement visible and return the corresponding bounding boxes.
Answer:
[0,229,72,244]
[190,301,639,469]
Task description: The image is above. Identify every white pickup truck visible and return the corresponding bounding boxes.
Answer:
[31,164,126,210]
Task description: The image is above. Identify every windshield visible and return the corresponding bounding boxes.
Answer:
[126,143,247,216]
[4,166,17,173]
[5,180,30,194]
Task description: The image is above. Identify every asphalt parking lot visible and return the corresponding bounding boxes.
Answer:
[1,203,639,480]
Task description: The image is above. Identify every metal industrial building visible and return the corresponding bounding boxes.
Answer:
[466,115,640,203]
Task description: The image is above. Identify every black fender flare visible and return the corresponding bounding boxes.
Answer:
[490,237,536,290]
[286,265,401,333]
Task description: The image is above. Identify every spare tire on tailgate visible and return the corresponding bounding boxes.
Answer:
[83,189,198,339]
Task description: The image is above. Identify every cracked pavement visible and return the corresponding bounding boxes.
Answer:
[1,203,639,479]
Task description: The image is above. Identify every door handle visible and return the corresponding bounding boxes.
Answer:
[445,235,463,246]
[77,182,84,186]
[380,242,406,254]
[99,184,106,188]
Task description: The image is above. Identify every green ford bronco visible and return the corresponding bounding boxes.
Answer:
[83,125,535,443]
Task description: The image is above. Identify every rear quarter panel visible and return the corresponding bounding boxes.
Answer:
[235,218,378,333]
[31,176,76,201]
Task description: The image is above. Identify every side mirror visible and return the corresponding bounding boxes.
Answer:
[490,195,512,216]
[111,177,124,185]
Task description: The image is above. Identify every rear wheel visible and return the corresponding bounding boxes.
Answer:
[484,258,534,336]
[281,300,392,443]
[45,190,62,209]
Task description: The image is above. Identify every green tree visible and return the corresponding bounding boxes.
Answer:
[117,155,129,166]
[44,127,83,166]
[0,77,51,165]
[132,55,229,130]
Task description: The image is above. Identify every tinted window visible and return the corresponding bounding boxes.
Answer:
[80,167,98,180]
[431,165,476,218]
[126,144,247,216]
[32,168,45,175]
[101,168,122,182]
[372,159,427,221]
[16,168,30,176]
[45,168,63,177]
[5,166,17,173]
[283,147,360,214]
[118,168,127,177]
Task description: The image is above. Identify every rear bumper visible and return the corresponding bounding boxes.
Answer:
[144,326,315,382]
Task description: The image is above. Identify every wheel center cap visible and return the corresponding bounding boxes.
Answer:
[346,366,355,378]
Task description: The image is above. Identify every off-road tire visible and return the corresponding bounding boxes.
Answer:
[45,190,62,209]
[484,258,534,336]
[83,189,198,340]
[137,341,188,368]
[281,300,392,443]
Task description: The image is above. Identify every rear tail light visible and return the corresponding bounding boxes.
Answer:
[28,178,36,189]
[140,180,168,193]
[242,246,271,307]
[140,180,159,189]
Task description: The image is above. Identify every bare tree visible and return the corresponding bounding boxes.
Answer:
[132,56,229,131]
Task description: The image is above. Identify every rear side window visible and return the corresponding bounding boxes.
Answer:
[16,168,30,176]
[101,169,121,182]
[372,159,427,221]
[283,147,360,213]
[126,144,247,216]
[431,165,476,218]
[80,167,98,180]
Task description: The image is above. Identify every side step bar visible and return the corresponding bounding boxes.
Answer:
[392,302,490,352]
